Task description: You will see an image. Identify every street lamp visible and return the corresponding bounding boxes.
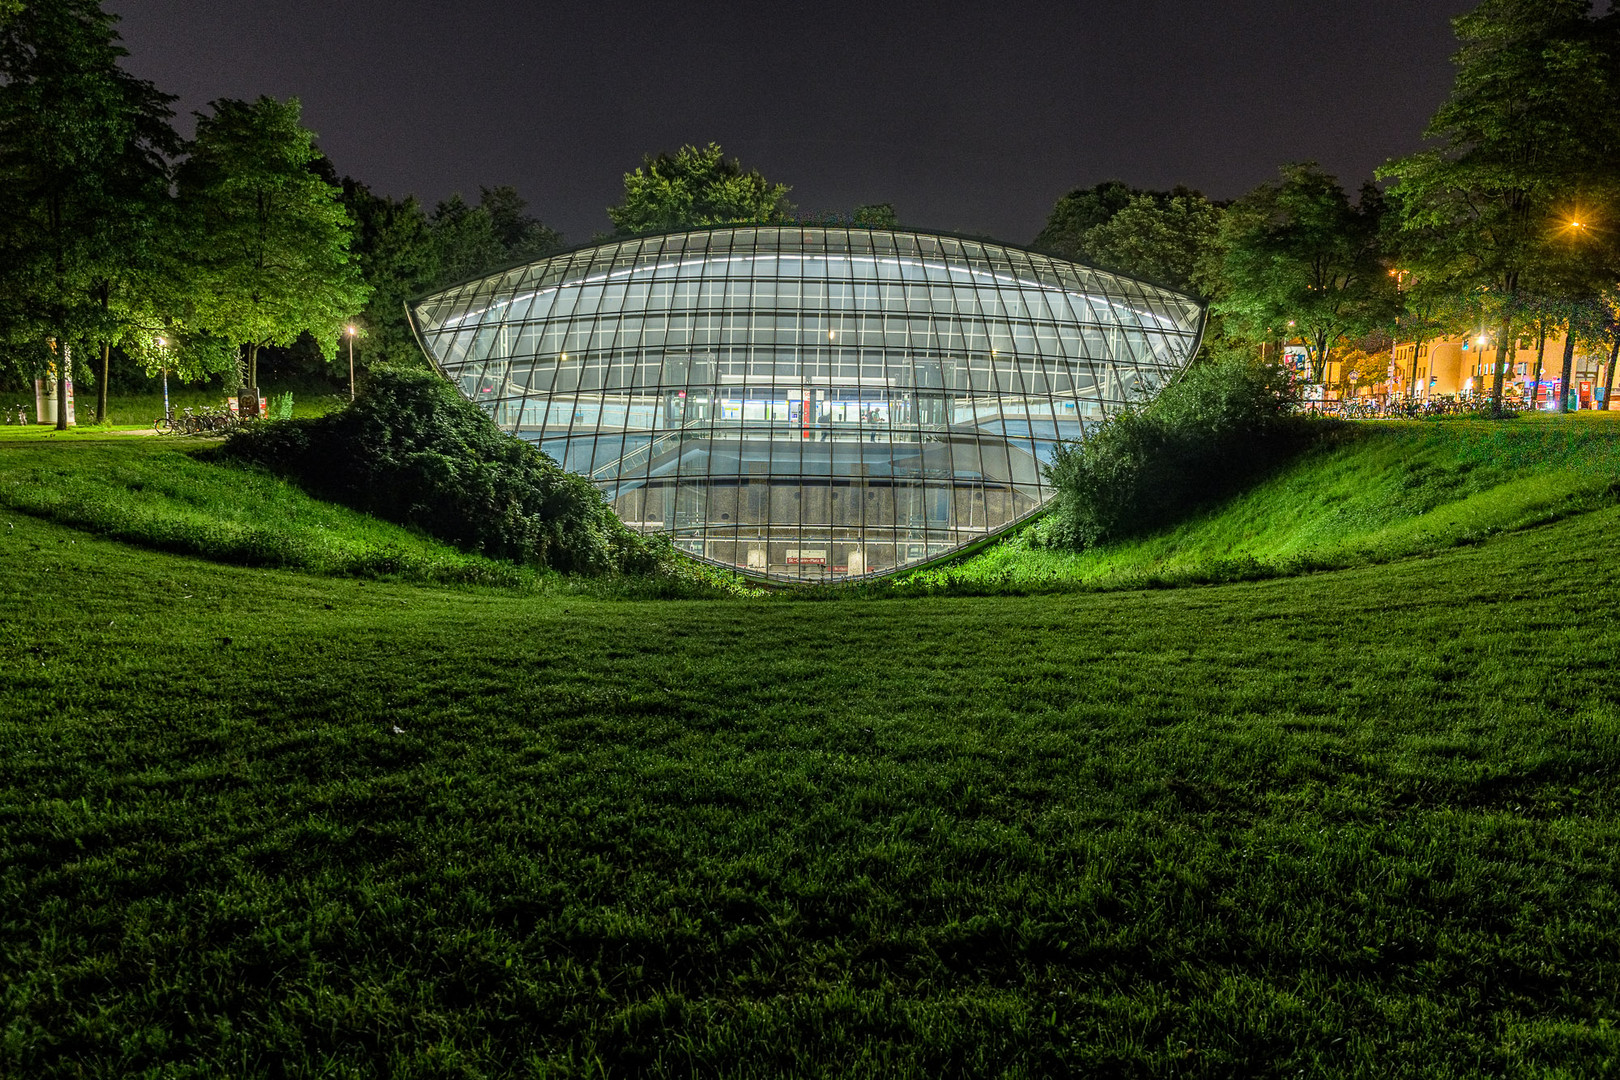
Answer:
[156,337,169,421]
[346,325,357,402]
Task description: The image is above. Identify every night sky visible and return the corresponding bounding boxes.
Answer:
[104,0,1479,245]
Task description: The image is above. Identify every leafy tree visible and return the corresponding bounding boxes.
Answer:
[428,193,503,287]
[1080,190,1222,296]
[342,179,440,368]
[478,184,563,265]
[1378,0,1620,412]
[1032,180,1142,261]
[851,203,899,228]
[429,186,562,285]
[1596,289,1620,410]
[1216,164,1396,388]
[0,0,178,427]
[607,143,792,234]
[1379,186,1479,400]
[341,183,563,373]
[177,95,370,395]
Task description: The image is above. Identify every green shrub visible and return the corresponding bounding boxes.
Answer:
[1037,357,1319,549]
[216,368,667,575]
[267,391,294,420]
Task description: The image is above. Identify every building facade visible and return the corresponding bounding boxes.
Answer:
[408,225,1205,582]
[1388,334,1616,408]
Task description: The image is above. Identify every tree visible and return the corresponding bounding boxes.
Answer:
[478,184,563,265]
[428,193,503,286]
[1032,180,1141,261]
[342,180,440,369]
[606,143,792,234]
[851,203,899,228]
[0,0,178,428]
[1216,164,1396,389]
[1080,190,1222,296]
[431,186,563,285]
[177,96,369,395]
[1378,0,1620,413]
[1379,184,1477,400]
[340,182,564,374]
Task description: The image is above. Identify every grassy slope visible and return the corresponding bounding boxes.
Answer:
[0,439,542,587]
[3,495,1619,1075]
[0,440,740,597]
[908,415,1620,592]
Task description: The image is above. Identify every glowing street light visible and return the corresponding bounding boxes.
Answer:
[345,325,357,402]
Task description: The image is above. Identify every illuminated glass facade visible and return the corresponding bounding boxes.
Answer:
[409,226,1204,582]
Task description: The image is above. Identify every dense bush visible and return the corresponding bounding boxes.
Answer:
[216,368,666,575]
[1036,357,1318,549]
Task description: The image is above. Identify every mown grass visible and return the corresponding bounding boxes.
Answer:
[902,414,1620,594]
[2,491,1619,1075]
[0,376,344,433]
[0,441,740,597]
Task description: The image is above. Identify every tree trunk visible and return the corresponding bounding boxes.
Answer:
[97,341,110,424]
[1555,331,1577,413]
[1491,317,1511,417]
[1600,334,1620,413]
[1408,337,1425,401]
[246,342,259,396]
[1529,323,1547,411]
[55,339,70,430]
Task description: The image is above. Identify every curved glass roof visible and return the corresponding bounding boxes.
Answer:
[410,225,1204,583]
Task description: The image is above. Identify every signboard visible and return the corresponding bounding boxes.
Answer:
[33,377,74,426]
[785,549,827,565]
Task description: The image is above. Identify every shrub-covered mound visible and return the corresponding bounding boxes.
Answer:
[1037,357,1319,549]
[217,368,663,576]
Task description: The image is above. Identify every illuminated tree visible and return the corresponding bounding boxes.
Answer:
[0,0,177,427]
[608,143,792,234]
[1378,0,1620,413]
[1216,164,1396,387]
[177,96,369,395]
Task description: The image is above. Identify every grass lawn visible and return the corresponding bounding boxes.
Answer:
[907,414,1620,594]
[2,431,1619,1075]
[0,376,346,434]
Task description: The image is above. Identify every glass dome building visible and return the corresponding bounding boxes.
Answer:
[408,226,1204,583]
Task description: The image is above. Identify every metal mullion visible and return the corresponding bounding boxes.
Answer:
[641,235,671,529]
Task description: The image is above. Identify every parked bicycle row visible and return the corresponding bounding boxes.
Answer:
[154,404,259,435]
[1297,397,1519,420]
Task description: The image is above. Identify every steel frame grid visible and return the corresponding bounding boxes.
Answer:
[407,224,1205,584]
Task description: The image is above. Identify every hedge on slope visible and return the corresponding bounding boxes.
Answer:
[1037,357,1317,550]
[218,368,661,574]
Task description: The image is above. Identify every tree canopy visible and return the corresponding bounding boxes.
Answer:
[176,95,369,392]
[342,181,565,371]
[0,0,177,424]
[1216,164,1396,387]
[607,143,793,235]
[1378,0,1620,409]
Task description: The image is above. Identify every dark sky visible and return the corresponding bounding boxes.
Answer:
[104,0,1480,245]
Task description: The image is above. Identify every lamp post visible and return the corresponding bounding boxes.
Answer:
[157,337,169,421]
[346,325,357,402]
